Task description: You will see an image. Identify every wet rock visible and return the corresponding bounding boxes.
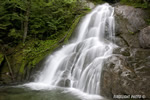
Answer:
[81,0,95,9]
[56,78,70,87]
[115,5,148,34]
[65,79,70,87]
[120,32,140,48]
[139,26,150,49]
[113,47,130,56]
[112,36,128,47]
[56,79,66,87]
[86,2,95,9]
[101,48,150,99]
[114,5,149,48]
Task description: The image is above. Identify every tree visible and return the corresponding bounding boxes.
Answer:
[0,0,25,45]
[23,0,31,43]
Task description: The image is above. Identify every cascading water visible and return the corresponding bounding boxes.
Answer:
[25,3,115,97]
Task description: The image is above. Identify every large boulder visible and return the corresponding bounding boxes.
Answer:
[139,26,150,49]
[101,48,150,99]
[115,5,148,34]
[114,5,149,48]
[81,0,95,9]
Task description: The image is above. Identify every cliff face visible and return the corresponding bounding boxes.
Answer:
[101,5,150,99]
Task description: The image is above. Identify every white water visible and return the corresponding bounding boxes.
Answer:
[25,3,115,99]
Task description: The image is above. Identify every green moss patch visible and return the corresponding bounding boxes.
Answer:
[0,53,4,65]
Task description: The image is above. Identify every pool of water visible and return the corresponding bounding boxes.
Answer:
[0,85,105,100]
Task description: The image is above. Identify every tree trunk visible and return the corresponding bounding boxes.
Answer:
[1,46,15,81]
[23,0,31,43]
[4,54,15,81]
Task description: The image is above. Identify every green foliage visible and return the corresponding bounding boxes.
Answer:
[0,0,84,45]
[0,0,90,80]
[0,0,25,45]
[146,18,150,25]
[64,15,82,42]
[120,0,150,8]
[18,13,82,74]
[29,0,82,40]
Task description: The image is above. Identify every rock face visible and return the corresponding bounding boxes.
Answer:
[115,5,147,34]
[114,5,149,48]
[101,48,150,99]
[139,26,150,49]
[81,0,95,9]
[100,4,150,100]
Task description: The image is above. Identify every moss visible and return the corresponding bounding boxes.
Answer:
[145,9,150,25]
[19,60,26,74]
[0,53,4,65]
[128,29,134,35]
[65,15,82,42]
[147,19,150,25]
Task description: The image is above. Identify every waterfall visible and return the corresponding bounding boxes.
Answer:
[25,3,115,96]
